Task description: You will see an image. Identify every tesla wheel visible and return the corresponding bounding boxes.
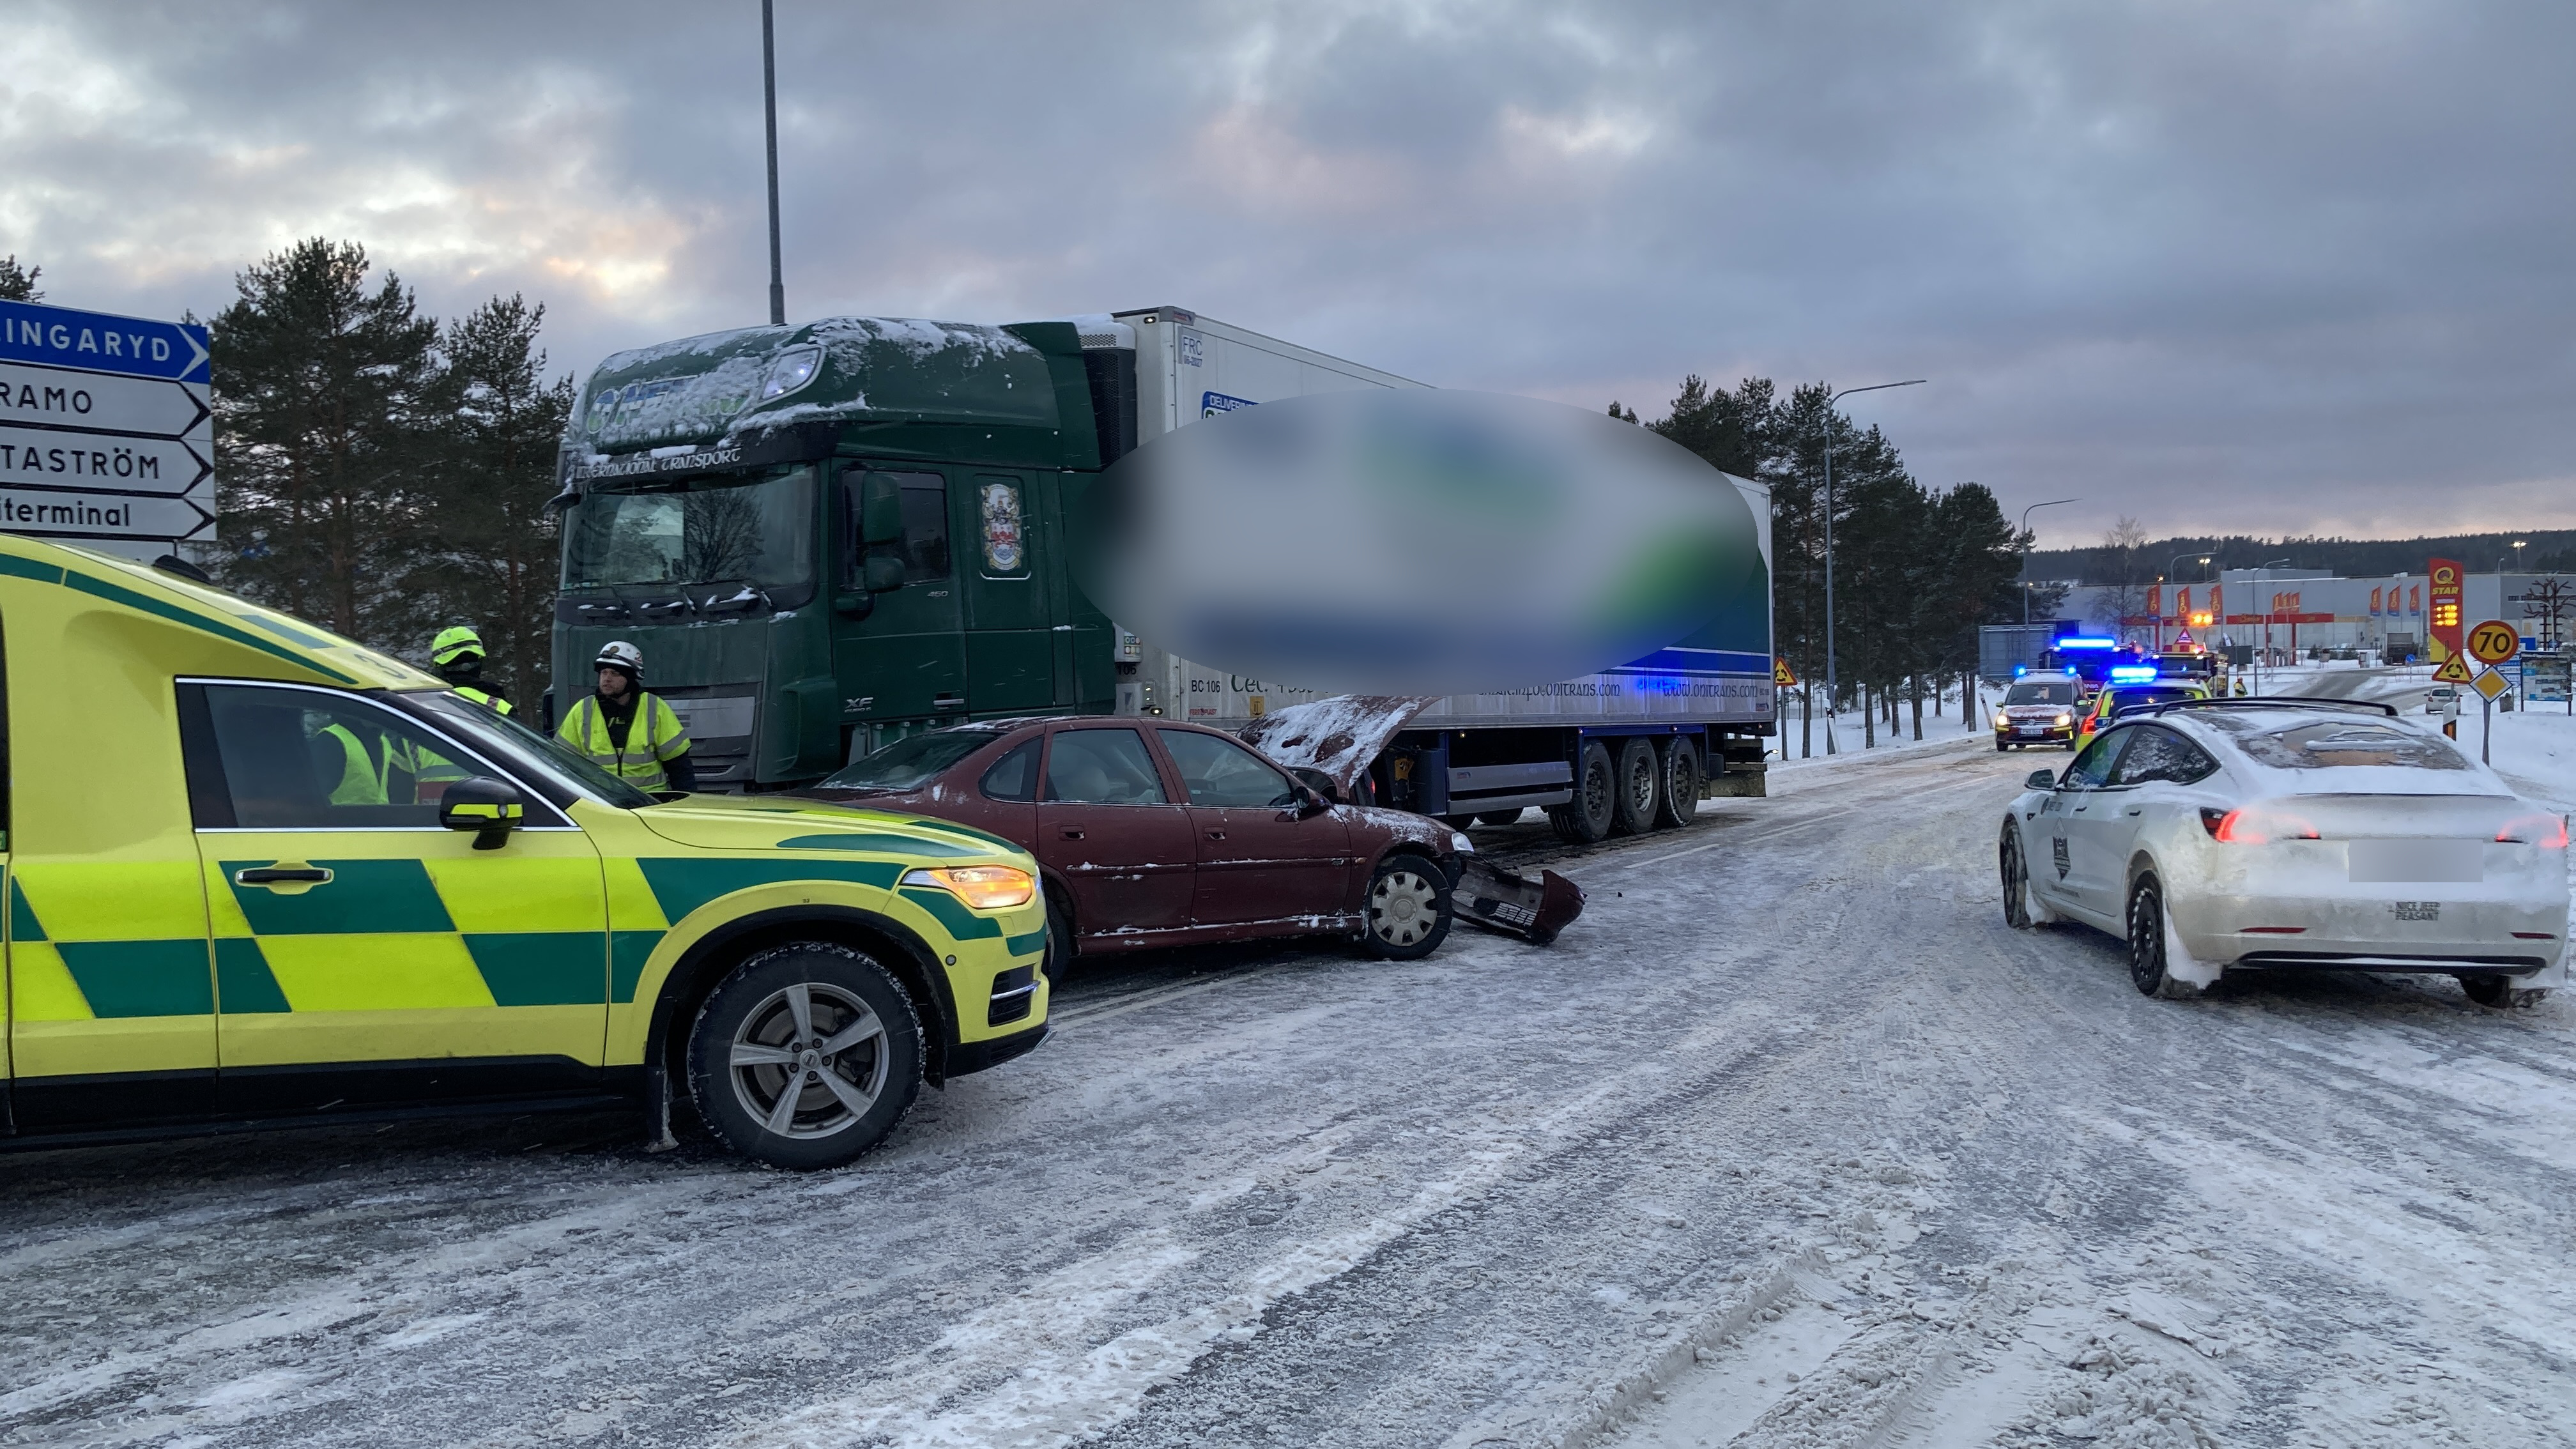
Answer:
[2460,974,2549,1009]
[1362,854,1453,959]
[687,942,923,1170]
[2125,875,2200,999]
[2000,823,2034,929]
[1611,738,1660,835]
[1654,739,1700,828]
[1549,741,1618,845]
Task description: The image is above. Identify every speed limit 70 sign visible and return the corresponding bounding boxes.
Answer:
[2467,619,2522,666]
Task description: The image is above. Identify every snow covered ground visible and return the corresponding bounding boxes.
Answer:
[7,738,2576,1447]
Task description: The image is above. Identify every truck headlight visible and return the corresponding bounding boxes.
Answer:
[902,866,1037,910]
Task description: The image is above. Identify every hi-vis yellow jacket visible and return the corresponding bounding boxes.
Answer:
[558,691,690,790]
[0,537,1048,1147]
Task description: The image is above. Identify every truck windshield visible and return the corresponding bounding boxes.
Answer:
[563,466,816,592]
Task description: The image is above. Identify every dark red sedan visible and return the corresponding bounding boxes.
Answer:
[798,717,1469,967]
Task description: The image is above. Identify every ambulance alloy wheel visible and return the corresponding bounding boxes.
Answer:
[1363,853,1453,960]
[687,942,923,1169]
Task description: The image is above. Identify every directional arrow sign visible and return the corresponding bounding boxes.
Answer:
[0,488,212,542]
[0,300,210,384]
[0,360,208,440]
[0,425,210,497]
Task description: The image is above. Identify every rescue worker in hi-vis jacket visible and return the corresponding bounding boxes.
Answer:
[431,625,513,715]
[556,640,697,792]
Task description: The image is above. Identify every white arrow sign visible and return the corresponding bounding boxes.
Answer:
[0,360,209,440]
[0,488,212,542]
[0,425,210,497]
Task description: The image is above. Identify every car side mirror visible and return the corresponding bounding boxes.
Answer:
[860,474,906,545]
[2025,769,2058,791]
[862,555,907,592]
[440,776,525,850]
[1289,767,1342,806]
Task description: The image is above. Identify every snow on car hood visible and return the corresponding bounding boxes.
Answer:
[1238,694,1439,797]
[634,793,1023,859]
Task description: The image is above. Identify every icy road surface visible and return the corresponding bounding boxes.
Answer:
[8,739,2576,1448]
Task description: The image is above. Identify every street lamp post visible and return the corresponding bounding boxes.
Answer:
[2018,498,2080,628]
[2251,557,2290,693]
[762,0,786,326]
[1820,379,1926,754]
[2161,551,2211,652]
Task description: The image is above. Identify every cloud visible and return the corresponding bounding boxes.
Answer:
[1,0,2568,545]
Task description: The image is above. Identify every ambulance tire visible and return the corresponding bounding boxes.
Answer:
[687,942,924,1170]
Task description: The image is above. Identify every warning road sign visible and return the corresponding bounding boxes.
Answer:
[2468,619,2522,666]
[2432,654,2474,684]
[2472,666,2513,702]
[1772,658,1798,688]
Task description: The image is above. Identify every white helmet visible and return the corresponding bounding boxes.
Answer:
[594,640,644,679]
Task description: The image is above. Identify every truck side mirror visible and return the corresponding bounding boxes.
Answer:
[833,590,876,618]
[862,555,907,592]
[860,473,906,545]
[440,776,525,850]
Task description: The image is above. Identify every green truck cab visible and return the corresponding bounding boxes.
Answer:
[551,319,1126,785]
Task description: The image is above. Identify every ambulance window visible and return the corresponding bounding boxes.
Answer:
[184,684,496,830]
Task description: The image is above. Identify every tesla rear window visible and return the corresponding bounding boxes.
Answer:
[2207,717,2470,771]
[2004,683,2076,705]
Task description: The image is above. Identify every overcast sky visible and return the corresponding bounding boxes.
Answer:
[4,1,2568,548]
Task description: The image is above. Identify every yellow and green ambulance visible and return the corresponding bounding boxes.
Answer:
[0,535,1050,1168]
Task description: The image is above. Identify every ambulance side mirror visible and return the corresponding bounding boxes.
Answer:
[440,776,525,850]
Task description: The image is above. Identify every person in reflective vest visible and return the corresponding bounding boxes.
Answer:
[557,640,696,791]
[312,719,417,806]
[431,624,513,716]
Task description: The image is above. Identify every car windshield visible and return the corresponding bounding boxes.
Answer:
[562,465,817,592]
[401,691,661,809]
[819,730,998,791]
[2005,682,2076,705]
[2107,687,2198,711]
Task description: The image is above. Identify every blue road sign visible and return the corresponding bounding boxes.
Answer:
[0,300,210,385]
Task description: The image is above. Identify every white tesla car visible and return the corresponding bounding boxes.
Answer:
[1998,699,2570,1006]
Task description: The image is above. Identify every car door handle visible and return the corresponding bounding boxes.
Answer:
[1058,828,1084,841]
[1204,830,1227,841]
[235,866,332,886]
[2124,807,2143,816]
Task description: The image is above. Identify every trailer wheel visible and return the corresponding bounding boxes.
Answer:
[1549,740,1617,845]
[1653,739,1699,829]
[1611,738,1659,835]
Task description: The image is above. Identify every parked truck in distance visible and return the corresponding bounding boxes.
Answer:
[549,308,1776,843]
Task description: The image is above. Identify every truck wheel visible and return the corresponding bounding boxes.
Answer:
[1362,853,1453,959]
[686,942,923,1170]
[1611,737,1659,835]
[1549,741,1617,845]
[1653,739,1700,828]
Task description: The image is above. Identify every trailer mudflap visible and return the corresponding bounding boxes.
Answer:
[1453,859,1585,945]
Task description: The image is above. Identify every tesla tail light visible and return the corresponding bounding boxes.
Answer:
[2200,807,2321,844]
[902,865,1037,910]
[2497,814,2570,848]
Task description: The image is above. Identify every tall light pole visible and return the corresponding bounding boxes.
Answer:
[2161,551,2211,651]
[1820,379,1926,753]
[762,0,786,326]
[2252,556,2290,693]
[2018,498,2080,628]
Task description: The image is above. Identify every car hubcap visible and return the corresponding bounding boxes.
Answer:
[1371,871,1440,946]
[728,981,889,1139]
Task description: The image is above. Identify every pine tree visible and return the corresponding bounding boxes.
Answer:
[211,239,441,643]
[417,295,574,704]
[0,255,42,302]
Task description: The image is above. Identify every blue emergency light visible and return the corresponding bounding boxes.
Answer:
[2108,664,2159,683]
[2054,636,2117,651]
[2013,664,2028,677]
